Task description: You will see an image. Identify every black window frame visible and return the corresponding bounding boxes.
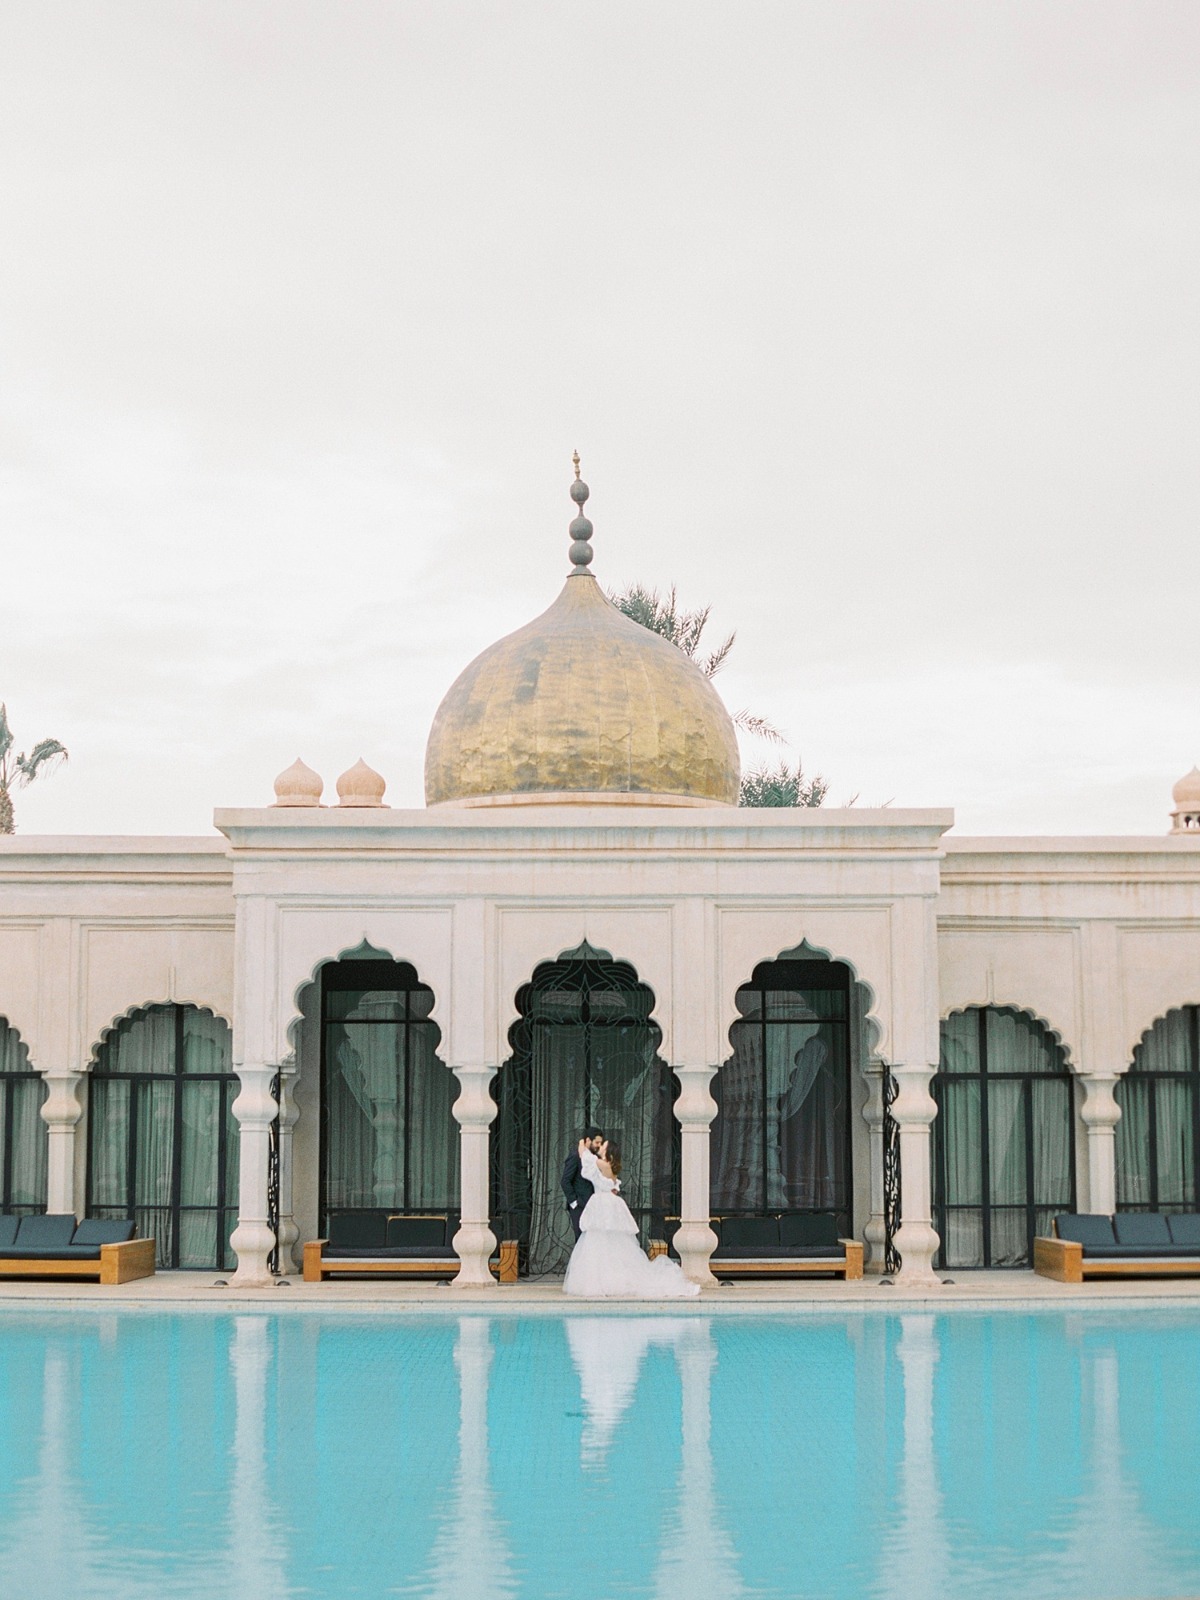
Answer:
[0,1026,47,1216]
[712,957,854,1236]
[1116,1004,1200,1213]
[933,1005,1077,1270]
[86,1003,238,1270]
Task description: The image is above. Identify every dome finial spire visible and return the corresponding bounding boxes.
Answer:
[568,451,593,573]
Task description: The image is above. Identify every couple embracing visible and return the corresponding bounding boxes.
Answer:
[559,1125,699,1299]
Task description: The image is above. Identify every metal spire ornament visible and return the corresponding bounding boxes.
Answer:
[568,451,593,572]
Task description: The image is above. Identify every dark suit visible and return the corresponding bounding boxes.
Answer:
[561,1148,595,1239]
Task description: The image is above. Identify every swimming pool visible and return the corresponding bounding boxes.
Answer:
[0,1307,1198,1599]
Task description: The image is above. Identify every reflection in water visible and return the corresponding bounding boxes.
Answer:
[1056,1344,1170,1597]
[422,1318,518,1600]
[227,1316,291,1599]
[884,1314,950,1600]
[650,1321,746,1600]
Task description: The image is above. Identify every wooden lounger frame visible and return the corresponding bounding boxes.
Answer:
[0,1238,157,1285]
[304,1238,520,1284]
[1034,1234,1200,1283]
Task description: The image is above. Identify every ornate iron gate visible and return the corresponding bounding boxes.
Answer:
[883,1063,902,1277]
[266,1069,281,1276]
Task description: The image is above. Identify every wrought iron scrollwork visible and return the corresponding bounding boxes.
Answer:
[267,1069,282,1276]
[882,1062,902,1277]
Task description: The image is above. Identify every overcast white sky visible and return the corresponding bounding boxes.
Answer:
[2,3,1197,838]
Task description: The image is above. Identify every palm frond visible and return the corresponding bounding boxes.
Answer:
[739,760,827,809]
[700,630,736,678]
[0,704,11,766]
[732,708,785,744]
[15,738,68,785]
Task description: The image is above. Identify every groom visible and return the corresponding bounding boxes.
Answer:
[561,1126,604,1239]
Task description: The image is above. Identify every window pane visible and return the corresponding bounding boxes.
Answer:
[89,1077,131,1208]
[325,1020,405,1208]
[7,1078,48,1208]
[109,1007,175,1074]
[987,1008,1063,1074]
[989,1207,1028,1268]
[1133,1010,1192,1075]
[940,1012,981,1074]
[1030,1078,1074,1208]
[182,1011,231,1074]
[178,1209,218,1270]
[180,1081,220,1207]
[987,1080,1027,1207]
[941,1208,984,1268]
[939,1079,982,1205]
[1115,1076,1153,1206]
[1156,1079,1196,1207]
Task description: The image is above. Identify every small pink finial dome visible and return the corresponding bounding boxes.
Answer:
[1170,767,1200,833]
[336,758,387,808]
[272,758,323,807]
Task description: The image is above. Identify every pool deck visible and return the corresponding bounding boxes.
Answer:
[3,1270,1200,1314]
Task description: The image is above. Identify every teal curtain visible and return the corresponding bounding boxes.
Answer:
[1116,1008,1199,1211]
[87,1005,237,1269]
[934,1007,1075,1269]
[0,1022,48,1213]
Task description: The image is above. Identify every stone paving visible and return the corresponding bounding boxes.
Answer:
[3,1268,1200,1313]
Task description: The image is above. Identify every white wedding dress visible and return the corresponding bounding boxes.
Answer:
[562,1150,700,1299]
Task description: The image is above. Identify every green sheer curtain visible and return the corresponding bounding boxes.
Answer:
[1116,1007,1199,1212]
[0,1021,48,1214]
[934,1007,1075,1269]
[321,968,459,1219]
[87,1005,238,1269]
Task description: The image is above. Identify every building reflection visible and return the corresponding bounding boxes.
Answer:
[422,1317,518,1600]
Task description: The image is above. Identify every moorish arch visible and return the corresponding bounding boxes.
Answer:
[932,1005,1077,1270]
[1116,1005,1200,1213]
[0,1016,47,1215]
[710,941,879,1240]
[85,1002,238,1270]
[490,942,678,1276]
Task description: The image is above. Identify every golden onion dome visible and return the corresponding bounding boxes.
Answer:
[424,461,741,808]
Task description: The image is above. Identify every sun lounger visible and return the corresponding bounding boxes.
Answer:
[0,1214,156,1283]
[1034,1212,1200,1281]
[657,1214,863,1280]
[303,1211,519,1283]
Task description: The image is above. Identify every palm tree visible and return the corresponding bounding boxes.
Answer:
[608,583,827,807]
[0,704,68,835]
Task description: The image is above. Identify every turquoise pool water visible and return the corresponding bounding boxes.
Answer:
[1,1308,1198,1599]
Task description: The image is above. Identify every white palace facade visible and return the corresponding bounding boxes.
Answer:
[3,473,1200,1288]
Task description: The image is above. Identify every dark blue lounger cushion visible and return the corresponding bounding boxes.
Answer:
[719,1217,780,1249]
[73,1219,136,1246]
[1,1246,103,1261]
[1114,1213,1173,1249]
[779,1213,841,1249]
[13,1214,78,1250]
[1167,1214,1200,1247]
[1056,1215,1117,1252]
[385,1216,447,1249]
[0,1216,20,1250]
[327,1211,387,1252]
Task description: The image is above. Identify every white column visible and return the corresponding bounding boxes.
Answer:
[39,1071,84,1216]
[450,1065,498,1287]
[1080,1073,1120,1214]
[674,1065,718,1287]
[861,1057,887,1273]
[891,1063,941,1284]
[230,1063,278,1286]
[274,1065,300,1274]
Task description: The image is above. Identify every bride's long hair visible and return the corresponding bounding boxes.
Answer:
[604,1140,622,1178]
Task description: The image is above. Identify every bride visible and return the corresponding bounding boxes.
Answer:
[563,1138,700,1299]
